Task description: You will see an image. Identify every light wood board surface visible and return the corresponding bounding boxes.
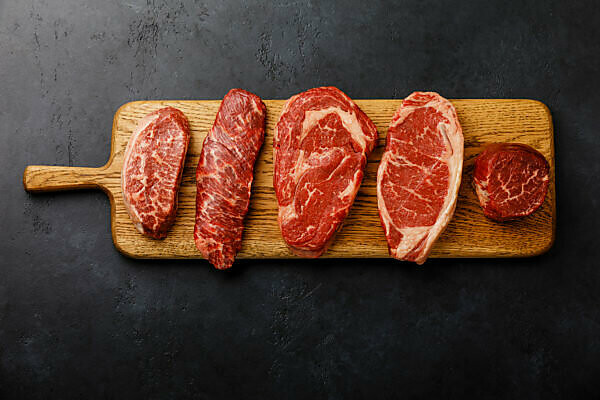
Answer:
[23,99,556,260]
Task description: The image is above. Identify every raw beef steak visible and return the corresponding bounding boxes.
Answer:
[377,92,463,264]
[473,143,549,221]
[273,87,378,257]
[121,107,190,239]
[194,89,266,269]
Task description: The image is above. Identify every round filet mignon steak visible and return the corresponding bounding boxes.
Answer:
[473,143,550,222]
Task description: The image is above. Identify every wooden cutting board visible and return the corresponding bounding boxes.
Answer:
[23,99,555,260]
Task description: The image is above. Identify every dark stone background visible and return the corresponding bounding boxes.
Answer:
[1,0,599,398]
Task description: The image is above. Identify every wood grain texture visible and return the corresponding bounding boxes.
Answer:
[23,99,555,260]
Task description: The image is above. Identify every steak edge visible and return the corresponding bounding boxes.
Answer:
[121,106,190,239]
[273,86,378,257]
[473,143,549,221]
[194,89,266,269]
[377,92,464,264]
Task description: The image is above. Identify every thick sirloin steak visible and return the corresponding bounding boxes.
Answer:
[121,106,190,239]
[473,143,549,221]
[273,87,378,257]
[194,89,266,269]
[377,92,464,264]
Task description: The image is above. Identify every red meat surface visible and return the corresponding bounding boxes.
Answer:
[194,89,266,269]
[377,92,464,264]
[273,87,378,257]
[473,143,549,221]
[121,107,190,239]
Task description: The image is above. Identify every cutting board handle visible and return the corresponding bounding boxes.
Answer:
[23,165,114,193]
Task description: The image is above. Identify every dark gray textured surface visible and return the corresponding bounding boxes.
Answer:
[1,0,599,398]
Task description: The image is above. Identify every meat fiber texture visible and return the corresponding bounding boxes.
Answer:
[273,87,378,257]
[194,89,266,269]
[473,143,549,221]
[377,92,464,264]
[121,107,190,239]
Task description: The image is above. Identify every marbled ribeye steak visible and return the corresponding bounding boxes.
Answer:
[273,87,378,257]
